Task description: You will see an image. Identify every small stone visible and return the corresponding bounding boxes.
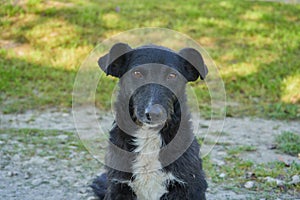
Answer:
[219,173,226,178]
[26,157,46,165]
[50,180,60,187]
[277,157,291,167]
[267,144,277,150]
[79,188,87,194]
[87,196,99,200]
[44,156,56,161]
[0,140,4,145]
[75,166,82,172]
[78,193,89,198]
[57,135,68,140]
[31,178,43,186]
[244,181,255,189]
[289,175,300,185]
[245,172,257,179]
[12,154,21,161]
[264,176,285,186]
[7,171,18,177]
[62,113,69,117]
[276,181,284,187]
[69,146,78,149]
[216,151,227,156]
[47,166,56,172]
[212,158,225,166]
[265,176,275,182]
[24,172,31,179]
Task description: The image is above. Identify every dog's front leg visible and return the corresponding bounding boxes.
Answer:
[160,184,188,200]
[104,182,136,200]
[161,184,206,200]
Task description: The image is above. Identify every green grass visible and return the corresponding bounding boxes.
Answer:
[275,131,300,156]
[204,155,300,197]
[0,128,86,159]
[203,142,300,196]
[227,145,257,155]
[0,0,300,119]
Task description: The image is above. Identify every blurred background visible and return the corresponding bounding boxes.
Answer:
[1,0,299,119]
[0,1,300,199]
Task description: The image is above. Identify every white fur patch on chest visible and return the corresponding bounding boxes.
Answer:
[129,127,183,200]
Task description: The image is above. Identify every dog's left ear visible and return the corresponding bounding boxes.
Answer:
[98,43,132,78]
[178,48,208,81]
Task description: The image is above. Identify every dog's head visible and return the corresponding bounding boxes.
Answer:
[98,43,208,128]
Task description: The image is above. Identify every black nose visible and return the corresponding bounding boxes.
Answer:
[145,104,167,124]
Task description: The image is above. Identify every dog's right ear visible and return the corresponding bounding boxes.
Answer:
[98,43,132,78]
[178,48,208,81]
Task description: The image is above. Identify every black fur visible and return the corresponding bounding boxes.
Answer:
[92,43,208,200]
[91,173,108,199]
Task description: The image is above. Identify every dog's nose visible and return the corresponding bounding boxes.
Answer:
[145,104,166,123]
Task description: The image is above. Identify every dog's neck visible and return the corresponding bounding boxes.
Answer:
[130,126,183,200]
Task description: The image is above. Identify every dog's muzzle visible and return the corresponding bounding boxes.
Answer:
[144,104,167,125]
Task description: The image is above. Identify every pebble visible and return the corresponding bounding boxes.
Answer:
[75,166,82,172]
[44,156,56,161]
[12,154,21,161]
[24,172,31,179]
[79,188,87,194]
[25,157,46,165]
[57,135,69,140]
[219,173,226,178]
[245,171,256,179]
[264,176,285,186]
[244,181,255,189]
[289,175,300,185]
[212,158,225,166]
[7,171,18,177]
[31,178,43,186]
[62,113,70,117]
[78,192,89,198]
[87,196,99,200]
[47,166,56,172]
[216,151,227,156]
[267,144,277,150]
[50,180,60,187]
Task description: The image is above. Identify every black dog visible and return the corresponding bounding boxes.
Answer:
[92,43,208,200]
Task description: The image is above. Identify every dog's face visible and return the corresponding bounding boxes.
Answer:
[127,66,183,127]
[98,43,208,128]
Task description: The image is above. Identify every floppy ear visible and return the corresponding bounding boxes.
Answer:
[98,43,132,78]
[178,48,208,81]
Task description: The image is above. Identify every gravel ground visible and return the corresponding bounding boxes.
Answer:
[0,108,299,200]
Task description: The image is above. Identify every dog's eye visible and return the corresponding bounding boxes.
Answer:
[132,71,143,78]
[167,73,177,79]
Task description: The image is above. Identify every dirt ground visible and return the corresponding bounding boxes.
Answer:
[0,108,299,200]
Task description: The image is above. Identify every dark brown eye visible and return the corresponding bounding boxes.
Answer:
[167,73,177,79]
[132,71,143,78]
